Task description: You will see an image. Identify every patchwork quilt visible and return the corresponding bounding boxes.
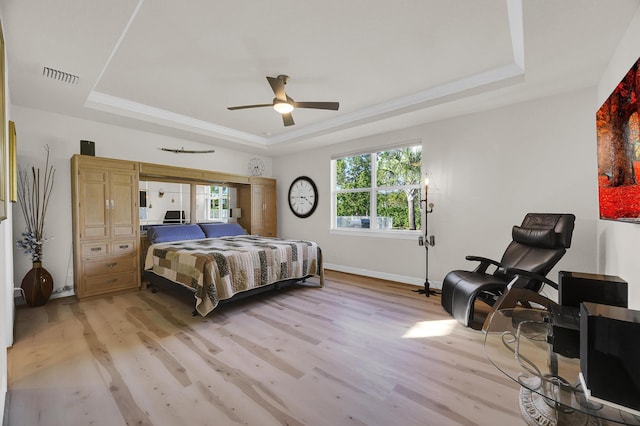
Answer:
[144,235,322,316]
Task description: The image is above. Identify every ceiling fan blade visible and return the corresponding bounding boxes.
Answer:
[294,101,340,110]
[227,103,273,110]
[282,112,295,126]
[267,76,287,101]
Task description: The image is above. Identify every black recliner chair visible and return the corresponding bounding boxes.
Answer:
[440,213,575,327]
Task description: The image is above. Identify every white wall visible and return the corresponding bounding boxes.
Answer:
[10,105,272,298]
[0,152,10,426]
[0,176,8,426]
[275,88,599,290]
[596,6,640,309]
[0,9,12,419]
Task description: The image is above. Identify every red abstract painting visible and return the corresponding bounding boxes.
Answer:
[596,57,640,222]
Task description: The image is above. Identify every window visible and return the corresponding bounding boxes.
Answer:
[198,185,229,221]
[208,186,229,221]
[333,143,422,233]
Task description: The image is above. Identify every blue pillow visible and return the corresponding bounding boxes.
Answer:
[147,224,205,244]
[199,223,247,238]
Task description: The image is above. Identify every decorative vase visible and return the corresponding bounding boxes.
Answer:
[21,261,54,307]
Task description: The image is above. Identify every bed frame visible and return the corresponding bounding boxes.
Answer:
[142,270,320,316]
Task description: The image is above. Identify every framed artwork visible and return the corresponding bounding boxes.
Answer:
[0,21,6,222]
[596,56,640,223]
[9,121,16,202]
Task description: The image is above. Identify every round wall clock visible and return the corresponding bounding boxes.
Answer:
[248,158,265,176]
[288,176,318,218]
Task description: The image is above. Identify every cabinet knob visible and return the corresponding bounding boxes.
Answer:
[90,247,102,252]
[106,262,117,268]
[106,278,118,285]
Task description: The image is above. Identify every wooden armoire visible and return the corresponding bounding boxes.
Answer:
[70,155,140,298]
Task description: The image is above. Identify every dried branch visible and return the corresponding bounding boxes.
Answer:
[16,145,56,261]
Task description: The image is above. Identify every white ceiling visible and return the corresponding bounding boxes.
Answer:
[2,0,639,155]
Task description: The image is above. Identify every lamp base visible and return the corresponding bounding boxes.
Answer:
[414,280,439,297]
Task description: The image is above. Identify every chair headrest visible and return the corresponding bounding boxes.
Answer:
[512,227,557,248]
[515,213,575,248]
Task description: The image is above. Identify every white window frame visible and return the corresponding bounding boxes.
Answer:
[204,185,229,222]
[330,140,422,240]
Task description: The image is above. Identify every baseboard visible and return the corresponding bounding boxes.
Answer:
[50,288,75,300]
[2,390,8,426]
[324,263,442,289]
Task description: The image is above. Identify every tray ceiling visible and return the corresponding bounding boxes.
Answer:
[2,0,639,153]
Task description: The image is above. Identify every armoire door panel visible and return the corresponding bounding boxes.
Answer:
[79,172,108,239]
[110,171,137,238]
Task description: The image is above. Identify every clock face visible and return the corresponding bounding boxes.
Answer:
[288,176,318,218]
[248,158,265,176]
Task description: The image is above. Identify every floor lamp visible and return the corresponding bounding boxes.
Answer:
[416,175,436,296]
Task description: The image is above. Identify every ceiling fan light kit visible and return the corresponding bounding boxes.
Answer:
[273,100,294,114]
[228,74,339,127]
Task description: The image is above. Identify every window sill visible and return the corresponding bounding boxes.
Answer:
[329,228,422,240]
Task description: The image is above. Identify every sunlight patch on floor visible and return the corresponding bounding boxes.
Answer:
[402,319,458,338]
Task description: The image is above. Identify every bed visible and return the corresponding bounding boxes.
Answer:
[143,223,323,316]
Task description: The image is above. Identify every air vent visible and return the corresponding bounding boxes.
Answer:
[42,66,79,85]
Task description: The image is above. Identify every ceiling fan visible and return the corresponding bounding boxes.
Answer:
[227,75,339,127]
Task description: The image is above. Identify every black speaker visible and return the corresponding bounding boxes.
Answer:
[139,191,147,208]
[80,140,95,156]
[580,302,640,414]
[549,271,628,359]
[559,271,628,308]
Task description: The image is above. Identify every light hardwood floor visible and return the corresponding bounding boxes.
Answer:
[6,271,523,426]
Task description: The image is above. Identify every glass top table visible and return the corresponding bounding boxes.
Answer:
[484,308,640,425]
